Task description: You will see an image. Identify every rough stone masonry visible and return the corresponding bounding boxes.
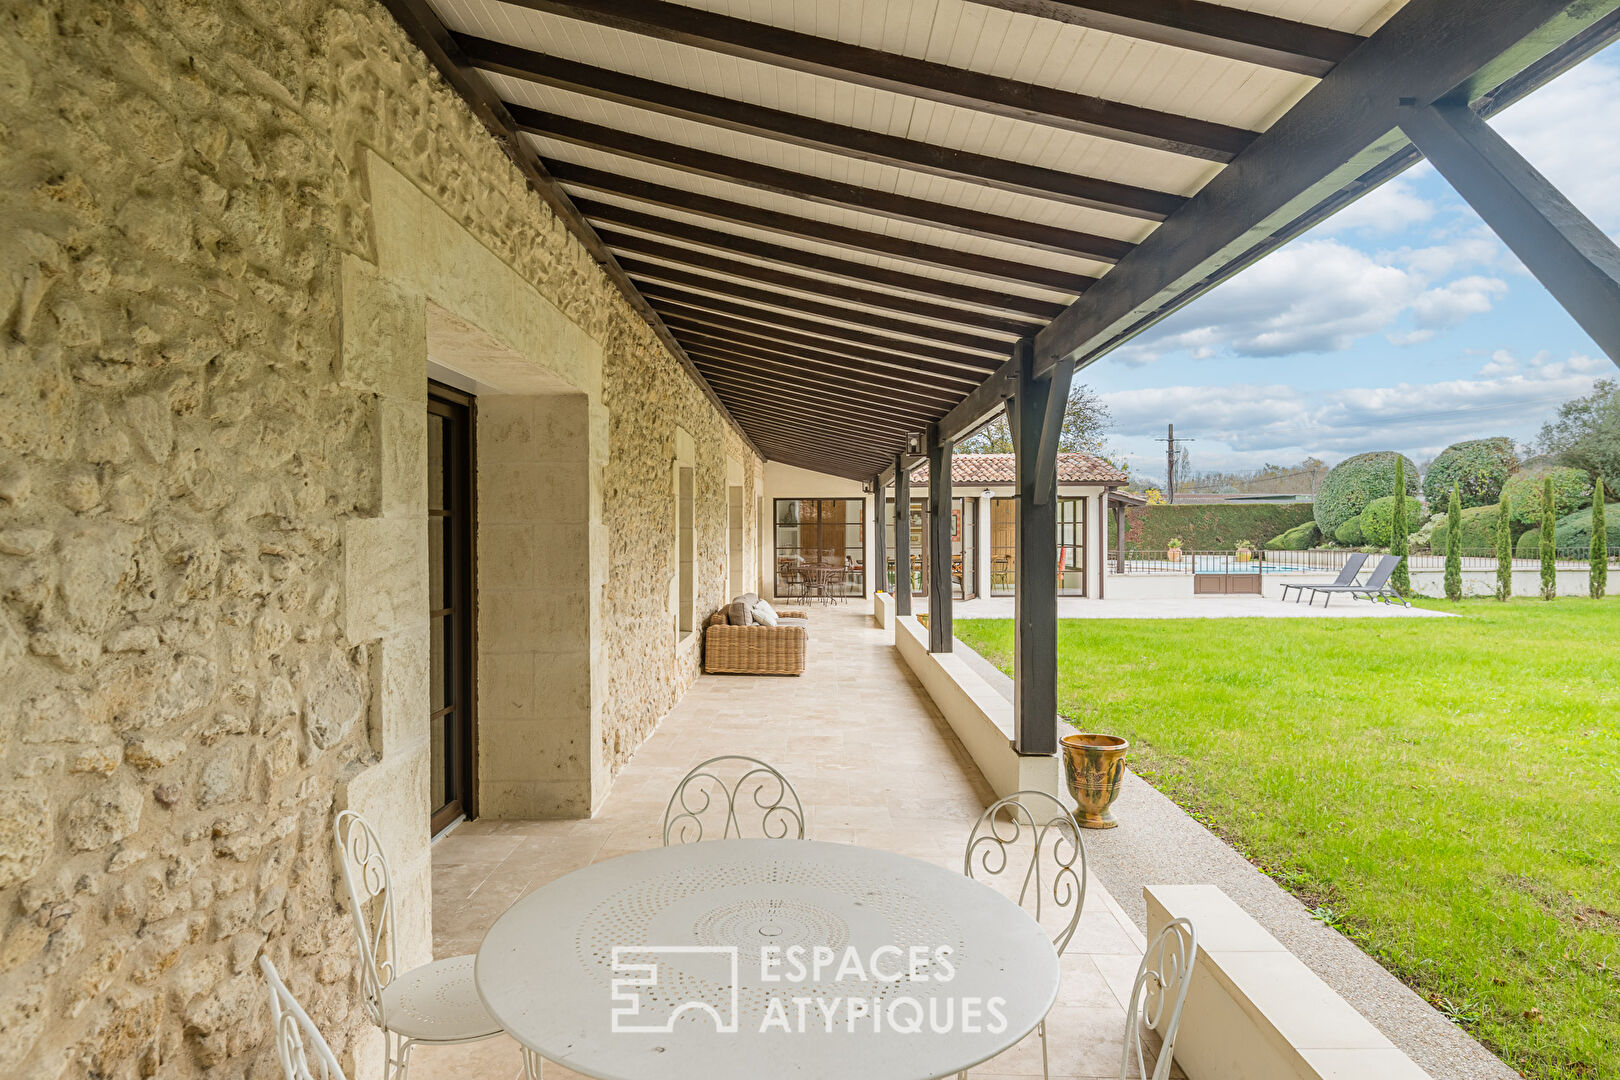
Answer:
[0,1,758,1077]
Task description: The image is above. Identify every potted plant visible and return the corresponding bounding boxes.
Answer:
[1235,539,1254,563]
[1061,732,1130,828]
[1166,537,1183,562]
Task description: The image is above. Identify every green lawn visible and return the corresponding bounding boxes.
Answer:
[956,598,1620,1080]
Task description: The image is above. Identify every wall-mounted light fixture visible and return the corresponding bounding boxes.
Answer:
[981,488,994,499]
[905,432,924,454]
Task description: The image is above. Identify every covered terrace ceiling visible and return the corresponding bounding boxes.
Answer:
[384,0,1620,480]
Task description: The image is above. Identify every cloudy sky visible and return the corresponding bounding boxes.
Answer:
[1087,45,1620,483]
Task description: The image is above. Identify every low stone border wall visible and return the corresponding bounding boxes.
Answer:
[873,590,895,630]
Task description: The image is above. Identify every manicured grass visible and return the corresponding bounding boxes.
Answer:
[956,598,1620,1080]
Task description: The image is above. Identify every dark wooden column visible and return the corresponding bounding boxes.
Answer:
[1399,101,1620,365]
[1010,338,1072,755]
[893,452,912,617]
[872,478,887,598]
[927,430,953,652]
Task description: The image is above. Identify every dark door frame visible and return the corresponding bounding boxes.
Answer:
[429,381,478,835]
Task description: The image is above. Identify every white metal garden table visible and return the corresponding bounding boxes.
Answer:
[474,839,1061,1080]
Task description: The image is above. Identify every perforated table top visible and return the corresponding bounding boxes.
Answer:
[474,839,1060,1080]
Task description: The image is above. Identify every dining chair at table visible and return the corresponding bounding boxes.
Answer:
[260,955,347,1080]
[1119,917,1198,1080]
[960,791,1088,1080]
[663,755,806,844]
[334,811,541,1080]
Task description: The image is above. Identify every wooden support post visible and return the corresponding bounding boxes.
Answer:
[872,479,887,598]
[928,431,953,652]
[1399,100,1620,366]
[1012,339,1060,756]
[893,453,912,617]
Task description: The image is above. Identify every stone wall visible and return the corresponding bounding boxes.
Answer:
[0,1,758,1077]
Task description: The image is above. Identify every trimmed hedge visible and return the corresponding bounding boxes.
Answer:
[1421,437,1517,509]
[1553,503,1619,553]
[1430,504,1500,555]
[1120,502,1315,553]
[1500,466,1592,533]
[1265,520,1321,550]
[1315,451,1419,535]
[1334,515,1365,545]
[1359,495,1426,547]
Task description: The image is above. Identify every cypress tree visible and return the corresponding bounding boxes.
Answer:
[1593,473,1608,600]
[1540,475,1557,600]
[1495,494,1512,601]
[1444,482,1462,600]
[1391,457,1410,595]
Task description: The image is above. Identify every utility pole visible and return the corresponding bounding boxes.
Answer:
[1155,423,1194,503]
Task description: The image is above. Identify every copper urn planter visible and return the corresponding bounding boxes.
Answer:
[1061,733,1129,829]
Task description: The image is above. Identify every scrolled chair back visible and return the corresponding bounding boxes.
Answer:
[333,810,396,1029]
[663,756,805,845]
[260,956,347,1080]
[963,790,1087,955]
[1122,917,1198,1080]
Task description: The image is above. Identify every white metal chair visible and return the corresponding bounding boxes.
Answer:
[1121,918,1198,1080]
[261,955,347,1080]
[961,791,1087,1080]
[662,756,805,844]
[334,811,540,1080]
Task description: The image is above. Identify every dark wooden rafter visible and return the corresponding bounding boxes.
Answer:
[696,369,939,428]
[457,33,1184,220]
[683,344,963,411]
[373,0,761,460]
[551,162,1099,292]
[577,201,1071,320]
[499,0,1256,160]
[646,289,1001,371]
[604,237,1043,337]
[619,258,1016,353]
[676,337,972,406]
[662,314,992,385]
[963,0,1363,77]
[512,106,1134,262]
[674,330,985,397]
[722,401,916,446]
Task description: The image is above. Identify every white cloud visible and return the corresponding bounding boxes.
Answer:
[1318,177,1436,234]
[1490,54,1620,233]
[1408,275,1509,329]
[1101,352,1609,469]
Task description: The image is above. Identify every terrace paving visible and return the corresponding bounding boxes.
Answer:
[415,607,1160,1080]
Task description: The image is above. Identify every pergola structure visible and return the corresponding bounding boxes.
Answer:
[386,0,1620,753]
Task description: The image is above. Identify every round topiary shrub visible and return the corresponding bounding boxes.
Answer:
[1421,437,1518,509]
[1314,451,1419,535]
[1430,504,1500,555]
[1359,495,1426,547]
[1551,503,1619,553]
[1499,466,1592,534]
[1265,520,1321,550]
[1334,515,1365,546]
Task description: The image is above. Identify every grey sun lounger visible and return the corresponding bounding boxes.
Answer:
[1280,552,1367,603]
[1303,554,1410,606]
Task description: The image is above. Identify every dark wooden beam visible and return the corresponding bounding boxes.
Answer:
[687,350,953,418]
[651,294,999,374]
[497,0,1255,160]
[667,312,988,381]
[679,338,968,407]
[373,0,761,461]
[873,481,888,598]
[1012,339,1059,756]
[927,430,954,652]
[579,201,1070,320]
[1035,0,1620,375]
[1033,357,1076,506]
[935,356,1024,447]
[736,411,904,451]
[513,106,1133,262]
[676,333,980,404]
[621,258,1015,353]
[893,453,913,616]
[963,0,1362,77]
[459,32,1183,220]
[743,425,898,465]
[552,162,1097,293]
[1398,100,1620,364]
[604,236,1042,337]
[696,367,937,427]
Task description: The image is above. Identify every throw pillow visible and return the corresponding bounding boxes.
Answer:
[751,600,779,627]
[727,598,752,626]
[757,599,778,619]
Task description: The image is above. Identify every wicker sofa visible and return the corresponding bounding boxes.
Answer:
[703,594,808,676]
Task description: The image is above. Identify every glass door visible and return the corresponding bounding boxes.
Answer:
[990,498,1016,596]
[429,384,476,834]
[1058,497,1086,595]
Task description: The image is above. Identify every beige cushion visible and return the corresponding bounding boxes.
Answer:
[727,598,752,626]
[741,592,760,610]
[751,600,779,627]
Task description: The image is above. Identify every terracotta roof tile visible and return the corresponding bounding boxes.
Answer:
[910,452,1127,486]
